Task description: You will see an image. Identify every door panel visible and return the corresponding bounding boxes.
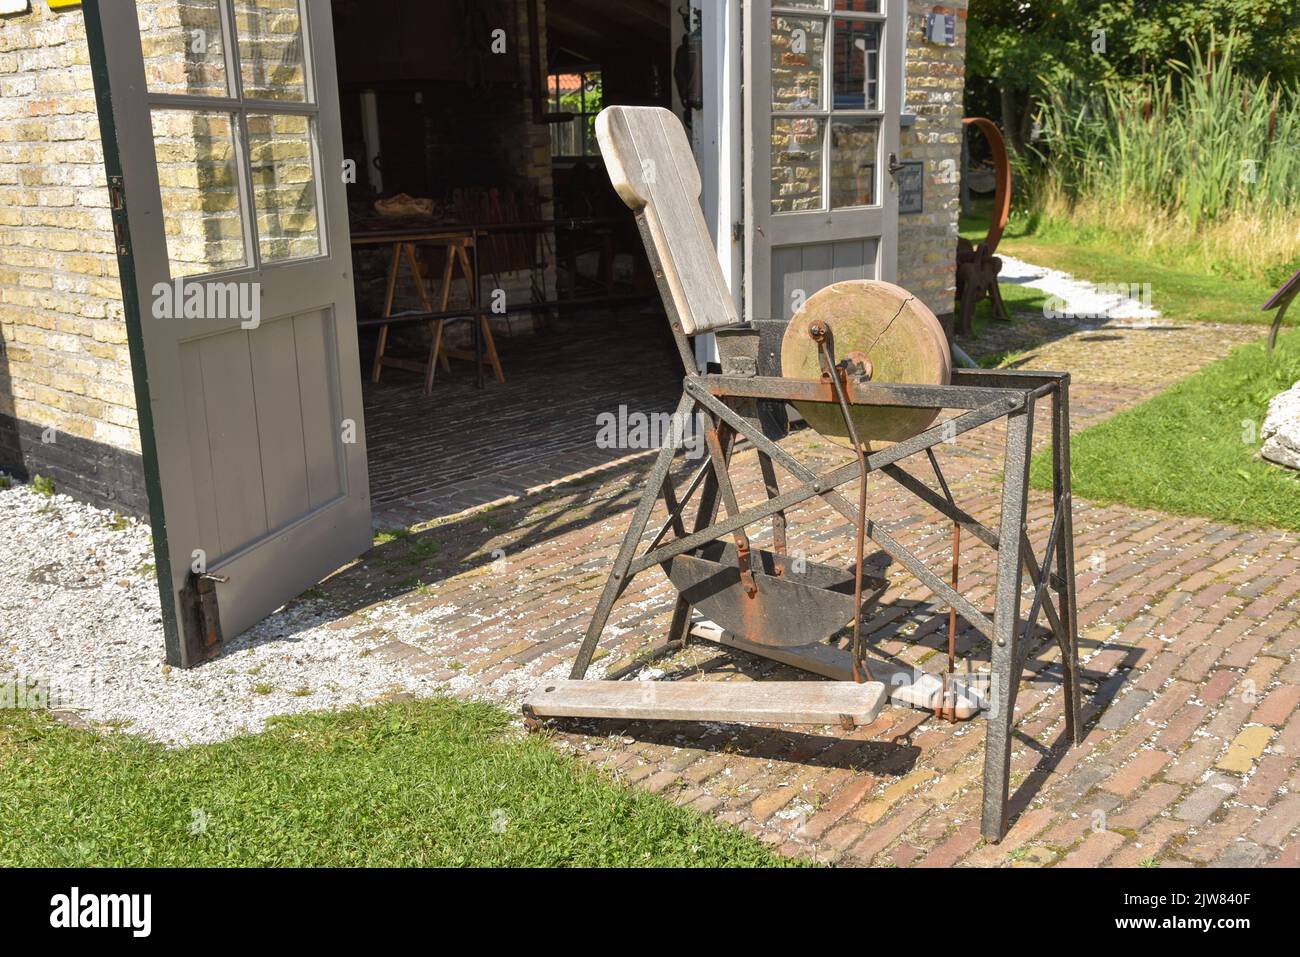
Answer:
[177,309,348,557]
[744,0,903,327]
[770,237,879,321]
[86,0,371,665]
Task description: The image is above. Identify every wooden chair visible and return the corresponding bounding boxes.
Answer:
[452,184,550,333]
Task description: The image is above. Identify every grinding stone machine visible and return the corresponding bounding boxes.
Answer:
[523,106,1082,841]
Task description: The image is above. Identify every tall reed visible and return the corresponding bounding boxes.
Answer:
[1030,36,1300,279]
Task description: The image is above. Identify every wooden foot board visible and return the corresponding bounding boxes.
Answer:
[524,679,888,727]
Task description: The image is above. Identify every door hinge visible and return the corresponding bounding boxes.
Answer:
[107,174,130,258]
[732,221,743,242]
[179,571,228,666]
[888,153,905,175]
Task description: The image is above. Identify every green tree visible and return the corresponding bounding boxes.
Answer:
[967,0,1300,150]
[967,0,1107,152]
[1092,1,1300,78]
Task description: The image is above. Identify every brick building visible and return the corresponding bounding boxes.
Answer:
[0,0,145,509]
[0,0,967,661]
[898,0,968,316]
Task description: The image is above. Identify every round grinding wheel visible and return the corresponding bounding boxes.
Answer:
[781,281,952,450]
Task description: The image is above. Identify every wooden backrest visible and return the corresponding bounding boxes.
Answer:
[596,106,740,335]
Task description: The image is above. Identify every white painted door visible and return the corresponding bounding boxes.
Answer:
[743,0,904,326]
[86,0,370,666]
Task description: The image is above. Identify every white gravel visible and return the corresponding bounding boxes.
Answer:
[0,477,425,745]
[999,254,1168,325]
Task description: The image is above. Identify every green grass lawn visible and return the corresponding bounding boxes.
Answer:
[1030,328,1300,531]
[0,697,789,867]
[961,196,1300,530]
[960,200,1282,327]
[967,279,1050,333]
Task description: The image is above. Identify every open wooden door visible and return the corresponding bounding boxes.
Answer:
[743,0,904,328]
[85,0,371,666]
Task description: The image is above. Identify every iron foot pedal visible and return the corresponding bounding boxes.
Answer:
[892,673,987,721]
[523,678,888,727]
[661,541,888,648]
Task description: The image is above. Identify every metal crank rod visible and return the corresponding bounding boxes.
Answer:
[702,421,757,597]
[927,447,962,723]
[809,320,874,684]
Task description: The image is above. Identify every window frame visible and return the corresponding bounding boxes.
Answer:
[548,66,604,163]
[770,1,889,213]
[143,0,329,278]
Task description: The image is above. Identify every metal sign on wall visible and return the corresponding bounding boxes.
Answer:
[897,160,925,214]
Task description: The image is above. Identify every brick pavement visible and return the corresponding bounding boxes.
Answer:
[322,314,1297,866]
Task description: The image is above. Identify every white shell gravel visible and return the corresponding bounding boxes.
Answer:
[0,479,424,745]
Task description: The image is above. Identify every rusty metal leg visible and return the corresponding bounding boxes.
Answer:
[701,417,757,594]
[989,273,1011,322]
[941,522,960,722]
[660,471,691,647]
[665,440,727,647]
[659,472,688,539]
[664,596,694,650]
[811,329,873,682]
[1053,378,1083,746]
[981,401,1034,841]
[570,392,695,679]
[757,451,787,570]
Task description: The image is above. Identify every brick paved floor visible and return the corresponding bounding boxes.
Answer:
[362,306,680,529]
[323,314,1297,867]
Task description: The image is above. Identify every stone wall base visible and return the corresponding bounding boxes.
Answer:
[0,412,148,516]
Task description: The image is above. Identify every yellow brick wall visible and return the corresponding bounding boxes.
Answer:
[0,0,140,456]
[896,0,968,321]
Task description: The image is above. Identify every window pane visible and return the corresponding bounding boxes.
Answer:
[833,18,882,110]
[246,112,322,262]
[152,109,249,276]
[555,73,582,113]
[834,0,881,11]
[772,116,824,213]
[236,0,309,102]
[583,72,604,112]
[780,0,828,8]
[771,15,825,111]
[137,0,230,97]
[830,118,879,208]
[551,116,581,157]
